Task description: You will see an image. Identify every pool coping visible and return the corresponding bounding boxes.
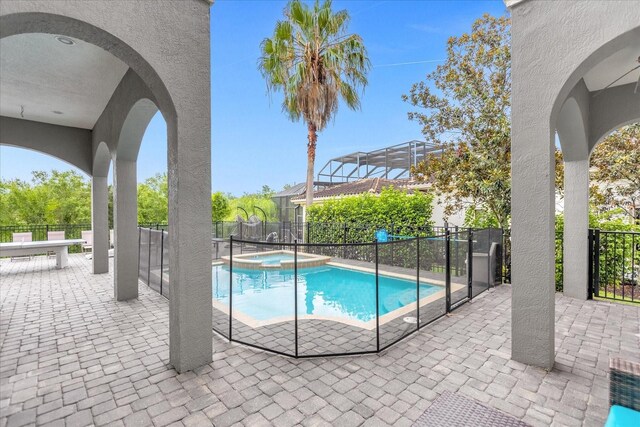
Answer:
[210,260,466,331]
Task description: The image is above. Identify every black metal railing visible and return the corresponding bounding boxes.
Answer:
[212,221,303,243]
[0,223,91,253]
[590,229,639,303]
[211,221,440,245]
[0,223,168,254]
[208,227,502,358]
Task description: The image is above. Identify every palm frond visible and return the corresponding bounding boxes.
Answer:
[258,0,370,131]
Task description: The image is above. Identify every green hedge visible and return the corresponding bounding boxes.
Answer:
[306,187,435,243]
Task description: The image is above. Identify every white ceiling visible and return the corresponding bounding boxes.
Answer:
[583,45,640,92]
[0,33,128,129]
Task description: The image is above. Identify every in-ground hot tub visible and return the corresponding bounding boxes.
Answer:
[221,250,330,270]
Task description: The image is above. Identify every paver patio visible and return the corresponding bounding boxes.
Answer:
[1,255,638,427]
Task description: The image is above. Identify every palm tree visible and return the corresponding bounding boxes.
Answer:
[259,0,370,207]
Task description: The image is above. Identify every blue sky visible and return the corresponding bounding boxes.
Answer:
[0,0,507,196]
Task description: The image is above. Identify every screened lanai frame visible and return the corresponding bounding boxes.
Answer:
[316,140,443,185]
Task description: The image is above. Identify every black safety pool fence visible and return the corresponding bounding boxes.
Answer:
[210,228,502,358]
[138,228,170,299]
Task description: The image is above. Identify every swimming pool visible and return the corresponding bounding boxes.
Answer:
[212,264,441,324]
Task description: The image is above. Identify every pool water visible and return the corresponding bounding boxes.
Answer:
[212,265,440,322]
[249,254,294,265]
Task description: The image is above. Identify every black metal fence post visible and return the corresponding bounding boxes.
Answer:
[416,236,420,330]
[160,231,164,296]
[487,229,491,289]
[375,241,380,352]
[147,229,152,286]
[588,229,593,300]
[594,229,600,299]
[229,235,233,341]
[632,232,637,302]
[468,230,473,300]
[454,226,459,276]
[343,223,348,259]
[445,227,451,313]
[294,239,299,358]
[138,227,141,277]
[390,223,395,265]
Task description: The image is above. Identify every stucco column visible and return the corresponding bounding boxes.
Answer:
[167,118,213,372]
[563,159,590,299]
[113,158,138,301]
[510,113,556,368]
[91,176,109,274]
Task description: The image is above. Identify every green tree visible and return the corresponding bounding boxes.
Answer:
[464,208,500,228]
[137,173,168,224]
[0,170,91,225]
[259,0,370,207]
[261,185,275,197]
[226,192,278,222]
[41,170,92,223]
[590,123,640,223]
[0,178,49,224]
[211,192,230,222]
[403,14,511,229]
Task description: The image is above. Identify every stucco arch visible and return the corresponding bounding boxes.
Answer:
[116,99,159,162]
[1,11,177,179]
[93,141,111,178]
[1,1,213,372]
[556,94,589,162]
[509,0,639,370]
[0,12,176,120]
[0,144,90,178]
[550,25,640,132]
[589,83,640,154]
[590,119,640,158]
[0,116,92,175]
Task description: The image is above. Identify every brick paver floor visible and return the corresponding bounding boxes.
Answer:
[1,255,638,427]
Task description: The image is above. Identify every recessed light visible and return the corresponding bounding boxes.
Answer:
[52,111,63,115]
[55,36,75,46]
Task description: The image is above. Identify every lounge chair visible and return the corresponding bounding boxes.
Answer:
[606,358,640,426]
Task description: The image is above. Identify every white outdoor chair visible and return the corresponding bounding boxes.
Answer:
[81,230,93,253]
[109,229,115,248]
[11,232,33,261]
[47,231,65,257]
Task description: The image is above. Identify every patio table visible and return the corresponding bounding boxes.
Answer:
[0,239,85,269]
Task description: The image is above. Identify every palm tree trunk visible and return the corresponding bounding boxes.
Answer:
[305,123,317,207]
